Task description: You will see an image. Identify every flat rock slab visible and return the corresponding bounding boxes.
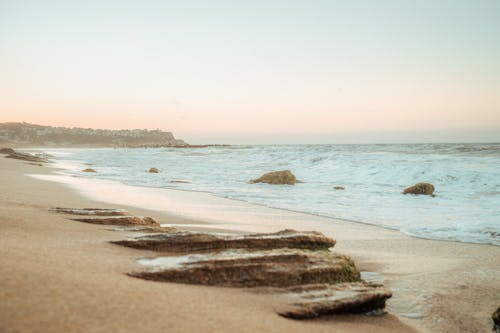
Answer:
[129,249,360,287]
[71,216,159,227]
[112,229,335,253]
[275,282,392,319]
[49,207,129,216]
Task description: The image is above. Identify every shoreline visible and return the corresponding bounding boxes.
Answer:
[17,145,500,247]
[1,156,499,332]
[31,171,500,247]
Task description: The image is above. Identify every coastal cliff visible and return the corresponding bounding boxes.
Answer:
[0,122,187,147]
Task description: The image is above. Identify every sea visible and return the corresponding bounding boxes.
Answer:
[30,143,500,246]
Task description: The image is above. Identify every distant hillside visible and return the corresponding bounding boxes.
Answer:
[0,122,187,147]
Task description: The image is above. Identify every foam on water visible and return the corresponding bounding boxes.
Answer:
[24,144,500,245]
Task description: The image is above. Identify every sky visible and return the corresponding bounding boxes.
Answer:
[0,0,499,144]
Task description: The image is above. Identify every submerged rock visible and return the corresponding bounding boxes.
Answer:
[71,216,159,227]
[5,152,48,163]
[0,147,15,154]
[250,170,297,185]
[493,306,500,332]
[275,282,392,319]
[49,207,129,216]
[333,186,345,190]
[149,167,160,173]
[82,168,97,173]
[112,229,335,253]
[403,182,435,196]
[129,249,360,287]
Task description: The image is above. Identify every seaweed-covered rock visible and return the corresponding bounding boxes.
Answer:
[71,216,159,227]
[275,282,392,319]
[403,182,435,196]
[333,186,345,190]
[112,229,335,253]
[82,168,97,173]
[250,170,297,185]
[130,249,360,287]
[149,167,160,173]
[0,147,15,154]
[493,306,500,332]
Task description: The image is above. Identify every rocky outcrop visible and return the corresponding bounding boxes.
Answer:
[49,207,129,216]
[333,186,345,190]
[149,167,160,173]
[71,216,159,227]
[130,249,360,287]
[48,207,177,232]
[403,182,435,196]
[5,152,48,163]
[0,147,15,154]
[250,170,297,185]
[493,306,500,332]
[112,229,335,253]
[56,205,391,320]
[275,282,392,319]
[82,168,97,173]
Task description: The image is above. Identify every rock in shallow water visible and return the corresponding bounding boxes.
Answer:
[112,229,335,252]
[275,282,392,319]
[148,167,160,173]
[403,182,435,196]
[82,168,97,173]
[130,249,360,287]
[250,170,297,185]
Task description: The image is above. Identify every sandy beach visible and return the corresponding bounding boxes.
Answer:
[1,156,499,333]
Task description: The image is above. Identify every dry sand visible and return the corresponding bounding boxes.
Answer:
[1,157,498,333]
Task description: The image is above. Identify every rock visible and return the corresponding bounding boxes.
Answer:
[493,306,500,332]
[126,226,178,233]
[71,216,159,227]
[275,282,392,319]
[82,168,97,173]
[129,249,360,287]
[403,182,435,196]
[250,170,297,185]
[5,152,48,163]
[49,207,129,216]
[112,229,335,253]
[149,167,160,173]
[333,186,345,190]
[0,147,15,154]
[170,180,191,184]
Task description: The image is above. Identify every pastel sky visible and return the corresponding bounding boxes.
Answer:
[1,0,499,143]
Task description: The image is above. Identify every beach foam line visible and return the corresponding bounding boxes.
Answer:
[27,173,400,240]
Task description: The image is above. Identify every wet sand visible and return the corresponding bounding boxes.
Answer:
[1,157,499,332]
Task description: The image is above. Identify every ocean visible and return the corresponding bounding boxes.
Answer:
[33,143,500,246]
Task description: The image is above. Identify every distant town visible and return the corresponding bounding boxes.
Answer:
[0,122,187,147]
